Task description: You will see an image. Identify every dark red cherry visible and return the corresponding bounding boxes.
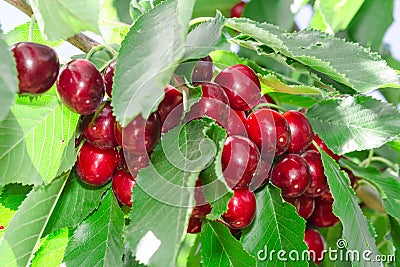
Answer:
[103,59,116,98]
[246,108,291,156]
[285,196,314,220]
[214,64,261,111]
[191,179,212,218]
[10,42,59,94]
[123,151,150,176]
[186,82,229,123]
[157,85,183,133]
[301,150,328,198]
[312,133,341,161]
[222,188,256,229]
[82,102,118,149]
[250,156,273,190]
[187,217,202,234]
[115,112,161,154]
[221,135,260,188]
[320,189,333,201]
[283,110,313,153]
[76,142,119,186]
[225,110,247,136]
[56,59,105,114]
[254,94,277,109]
[304,228,326,264]
[112,169,136,207]
[309,198,340,228]
[230,1,246,18]
[271,154,311,198]
[192,56,214,83]
[343,168,357,187]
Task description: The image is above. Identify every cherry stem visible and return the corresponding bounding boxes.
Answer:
[28,15,35,42]
[360,156,398,172]
[4,0,100,53]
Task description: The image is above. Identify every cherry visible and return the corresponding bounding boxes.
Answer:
[114,112,161,154]
[221,135,260,188]
[309,197,340,228]
[192,56,214,83]
[57,59,105,114]
[214,64,261,111]
[10,42,59,94]
[225,110,247,136]
[304,228,326,264]
[285,196,314,219]
[76,142,119,186]
[246,108,291,156]
[103,59,116,98]
[222,188,256,229]
[312,133,341,161]
[187,217,202,234]
[112,169,136,207]
[283,110,313,153]
[230,2,246,18]
[123,151,150,176]
[343,168,357,187]
[157,85,183,133]
[191,179,212,218]
[81,101,118,149]
[254,94,277,109]
[301,150,327,197]
[250,157,273,190]
[320,189,333,201]
[270,154,311,198]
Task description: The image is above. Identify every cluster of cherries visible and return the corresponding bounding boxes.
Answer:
[10,41,353,265]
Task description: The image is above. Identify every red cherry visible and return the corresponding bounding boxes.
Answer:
[123,151,150,176]
[225,110,247,136]
[304,228,326,264]
[343,168,357,187]
[56,59,105,114]
[283,110,313,153]
[112,169,136,207]
[157,85,183,133]
[230,2,246,18]
[221,135,260,188]
[187,217,202,234]
[312,133,341,161]
[10,42,59,94]
[82,102,118,149]
[214,64,261,111]
[246,108,291,156]
[320,189,333,201]
[301,150,328,197]
[192,56,214,83]
[103,59,116,98]
[271,154,311,198]
[191,179,212,218]
[285,196,314,220]
[222,188,256,229]
[76,142,119,186]
[309,198,340,227]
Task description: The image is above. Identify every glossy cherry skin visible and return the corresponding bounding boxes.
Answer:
[76,142,119,186]
[214,64,261,111]
[285,196,314,220]
[283,110,313,154]
[103,59,116,98]
[309,197,340,228]
[225,110,247,136]
[222,188,256,229]
[186,82,229,123]
[112,169,136,207]
[221,135,260,188]
[187,217,202,234]
[301,150,328,197]
[114,112,161,154]
[123,150,150,176]
[192,56,214,83]
[271,154,311,198]
[10,42,59,94]
[230,1,246,18]
[304,228,326,264]
[157,85,183,133]
[311,133,341,161]
[57,59,105,114]
[254,94,277,110]
[82,102,118,149]
[191,179,212,218]
[246,108,291,156]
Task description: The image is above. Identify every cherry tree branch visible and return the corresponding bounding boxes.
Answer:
[4,0,100,53]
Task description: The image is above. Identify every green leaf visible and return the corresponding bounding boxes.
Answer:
[0,89,79,185]
[5,22,63,47]
[125,120,215,267]
[112,0,195,126]
[31,228,69,267]
[28,0,100,40]
[389,216,400,266]
[0,36,18,122]
[192,0,238,18]
[271,92,317,108]
[99,0,124,44]
[0,203,15,240]
[260,74,321,95]
[64,189,124,267]
[340,159,400,220]
[186,234,201,267]
[201,220,256,267]
[241,184,309,267]
[0,183,31,210]
[43,169,110,236]
[0,173,68,267]
[306,95,400,155]
[320,151,381,267]
[226,18,400,93]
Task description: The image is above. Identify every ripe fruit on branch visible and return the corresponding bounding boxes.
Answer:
[192,55,214,83]
[285,196,315,220]
[222,188,256,229]
[56,59,105,114]
[304,228,326,264]
[112,169,136,207]
[301,150,328,197]
[187,217,202,234]
[10,42,59,94]
[230,1,246,18]
[214,64,261,111]
[311,133,341,161]
[283,110,313,153]
[308,197,340,227]
[191,179,212,218]
[76,142,119,186]
[103,59,116,98]
[157,85,183,133]
[225,109,247,136]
